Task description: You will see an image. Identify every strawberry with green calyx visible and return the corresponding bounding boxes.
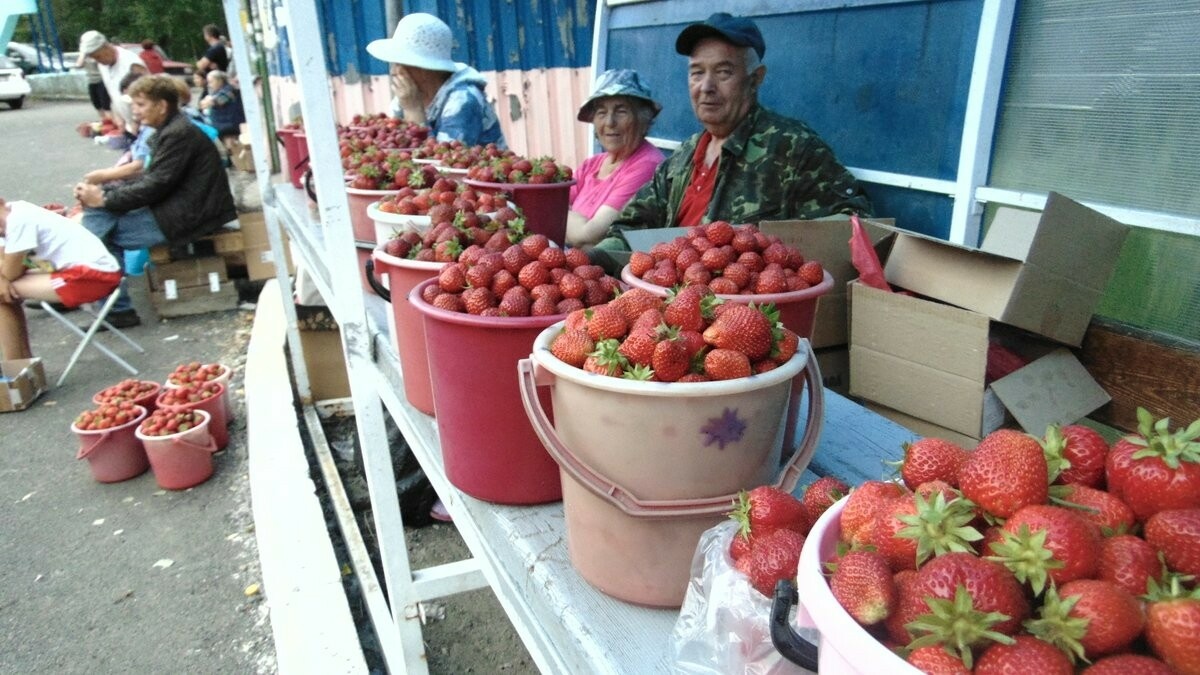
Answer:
[582,339,625,377]
[974,635,1074,675]
[1042,424,1110,488]
[989,504,1101,595]
[895,490,984,567]
[729,485,809,541]
[620,364,654,381]
[905,645,971,674]
[905,585,1017,670]
[800,476,848,527]
[907,552,1030,646]
[830,549,897,625]
[701,303,775,361]
[734,527,806,597]
[891,437,970,489]
[1145,508,1200,576]
[1049,483,1136,535]
[840,480,910,547]
[1144,574,1200,674]
[1106,408,1200,521]
[959,428,1049,520]
[1082,654,1178,675]
[582,305,627,342]
[1026,581,1144,663]
[1098,533,1163,597]
[549,329,594,368]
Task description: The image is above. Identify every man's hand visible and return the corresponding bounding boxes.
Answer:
[74,182,106,208]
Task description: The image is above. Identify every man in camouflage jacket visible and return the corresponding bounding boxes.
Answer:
[601,13,870,248]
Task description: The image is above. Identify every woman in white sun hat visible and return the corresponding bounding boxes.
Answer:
[367,13,506,148]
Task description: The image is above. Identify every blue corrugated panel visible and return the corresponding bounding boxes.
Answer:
[319,0,391,77]
[405,0,595,71]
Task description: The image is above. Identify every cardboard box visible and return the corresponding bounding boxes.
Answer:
[849,280,1111,438]
[814,346,849,395]
[865,402,981,447]
[244,242,295,281]
[151,281,239,317]
[229,141,255,173]
[0,358,47,412]
[147,256,228,292]
[761,217,893,348]
[238,211,269,247]
[298,328,350,400]
[882,193,1128,346]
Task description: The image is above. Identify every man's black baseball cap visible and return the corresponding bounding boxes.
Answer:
[675,12,766,60]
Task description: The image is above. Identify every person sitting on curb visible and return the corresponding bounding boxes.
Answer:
[0,198,122,361]
[73,75,236,329]
[596,12,871,254]
[198,70,246,157]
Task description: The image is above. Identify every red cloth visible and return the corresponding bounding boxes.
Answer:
[139,49,166,74]
[849,214,890,291]
[676,132,719,227]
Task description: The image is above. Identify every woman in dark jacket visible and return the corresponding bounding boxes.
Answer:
[73,74,236,326]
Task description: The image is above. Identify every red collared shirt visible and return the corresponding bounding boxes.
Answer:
[675,132,718,227]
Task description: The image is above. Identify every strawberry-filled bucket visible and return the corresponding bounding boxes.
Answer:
[165,363,233,420]
[135,409,219,491]
[463,178,575,246]
[368,250,444,415]
[93,379,161,415]
[345,186,402,242]
[156,381,229,451]
[368,200,434,242]
[519,326,824,607]
[74,404,150,483]
[409,277,562,504]
[770,497,920,674]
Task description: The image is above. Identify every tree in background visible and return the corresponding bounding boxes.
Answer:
[13,0,225,63]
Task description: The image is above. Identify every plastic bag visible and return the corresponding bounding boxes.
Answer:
[670,520,816,674]
[849,214,890,291]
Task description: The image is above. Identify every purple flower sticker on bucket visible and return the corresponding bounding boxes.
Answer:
[701,408,747,449]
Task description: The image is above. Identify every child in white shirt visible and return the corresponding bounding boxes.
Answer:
[0,198,122,359]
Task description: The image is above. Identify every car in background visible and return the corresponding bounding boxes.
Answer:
[6,42,66,74]
[0,55,32,109]
[117,43,194,77]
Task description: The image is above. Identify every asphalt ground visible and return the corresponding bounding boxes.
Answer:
[0,99,276,673]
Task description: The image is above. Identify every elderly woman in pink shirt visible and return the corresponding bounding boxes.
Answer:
[566,70,665,248]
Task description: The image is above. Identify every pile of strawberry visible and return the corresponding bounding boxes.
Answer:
[823,410,1200,674]
[139,409,205,437]
[412,139,512,169]
[465,154,573,184]
[626,221,826,295]
[421,235,620,316]
[158,381,222,406]
[94,378,158,404]
[167,362,226,387]
[547,285,802,382]
[379,204,526,262]
[74,400,144,431]
[375,178,503,218]
[345,149,440,191]
[340,114,429,149]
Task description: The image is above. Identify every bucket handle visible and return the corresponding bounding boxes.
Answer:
[76,431,112,460]
[167,432,220,455]
[518,342,825,518]
[769,579,820,671]
[365,258,391,301]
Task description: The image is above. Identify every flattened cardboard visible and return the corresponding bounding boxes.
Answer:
[0,358,47,412]
[882,192,1128,346]
[148,257,228,291]
[990,348,1111,436]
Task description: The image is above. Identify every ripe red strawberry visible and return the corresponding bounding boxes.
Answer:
[663,286,706,331]
[840,480,909,546]
[906,645,970,674]
[975,636,1074,675]
[438,263,467,292]
[701,304,774,361]
[581,339,624,377]
[754,267,787,294]
[898,437,970,489]
[704,220,734,246]
[651,337,690,383]
[773,328,799,362]
[517,260,550,289]
[1144,576,1200,675]
[1053,483,1136,535]
[703,348,751,380]
[538,246,566,270]
[1082,654,1178,675]
[1098,534,1162,597]
[609,288,663,324]
[556,298,584,315]
[432,292,463,312]
[958,429,1049,519]
[1028,580,1145,661]
[519,233,550,259]
[729,530,753,562]
[1105,408,1200,521]
[497,291,531,316]
[549,329,594,368]
[731,486,808,539]
[617,330,657,368]
[829,550,896,625]
[797,260,825,287]
[886,568,924,645]
[1145,508,1200,576]
[1043,424,1109,488]
[557,272,585,300]
[992,504,1101,594]
[800,476,848,528]
[583,305,628,342]
[734,527,805,597]
[460,286,494,314]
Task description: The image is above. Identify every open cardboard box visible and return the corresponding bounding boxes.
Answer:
[882,192,1128,346]
[849,280,1111,439]
[1,358,47,412]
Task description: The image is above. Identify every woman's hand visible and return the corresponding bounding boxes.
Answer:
[390,66,426,124]
[73,182,106,209]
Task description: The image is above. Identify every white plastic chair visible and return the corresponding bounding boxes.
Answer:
[40,288,144,387]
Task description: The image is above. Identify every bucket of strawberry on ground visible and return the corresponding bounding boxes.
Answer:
[769,496,920,674]
[519,330,825,607]
[368,249,444,415]
[73,403,150,483]
[463,176,575,246]
[156,381,229,451]
[136,409,219,490]
[165,362,233,419]
[93,378,162,415]
[409,277,576,504]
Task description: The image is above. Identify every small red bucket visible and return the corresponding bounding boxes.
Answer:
[156,382,229,451]
[409,278,562,504]
[136,410,219,490]
[345,186,400,242]
[463,178,575,246]
[276,128,309,189]
[93,380,162,415]
[368,249,443,416]
[74,405,150,483]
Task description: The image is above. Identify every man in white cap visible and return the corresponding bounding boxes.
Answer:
[366,13,505,148]
[78,30,147,138]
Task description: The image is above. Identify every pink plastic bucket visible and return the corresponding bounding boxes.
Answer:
[410,277,563,504]
[463,178,575,246]
[136,410,219,490]
[345,186,400,242]
[771,497,921,674]
[156,382,229,451]
[74,405,150,483]
[357,241,386,294]
[166,363,233,421]
[520,324,825,607]
[368,250,443,415]
[276,128,309,189]
[93,380,161,415]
